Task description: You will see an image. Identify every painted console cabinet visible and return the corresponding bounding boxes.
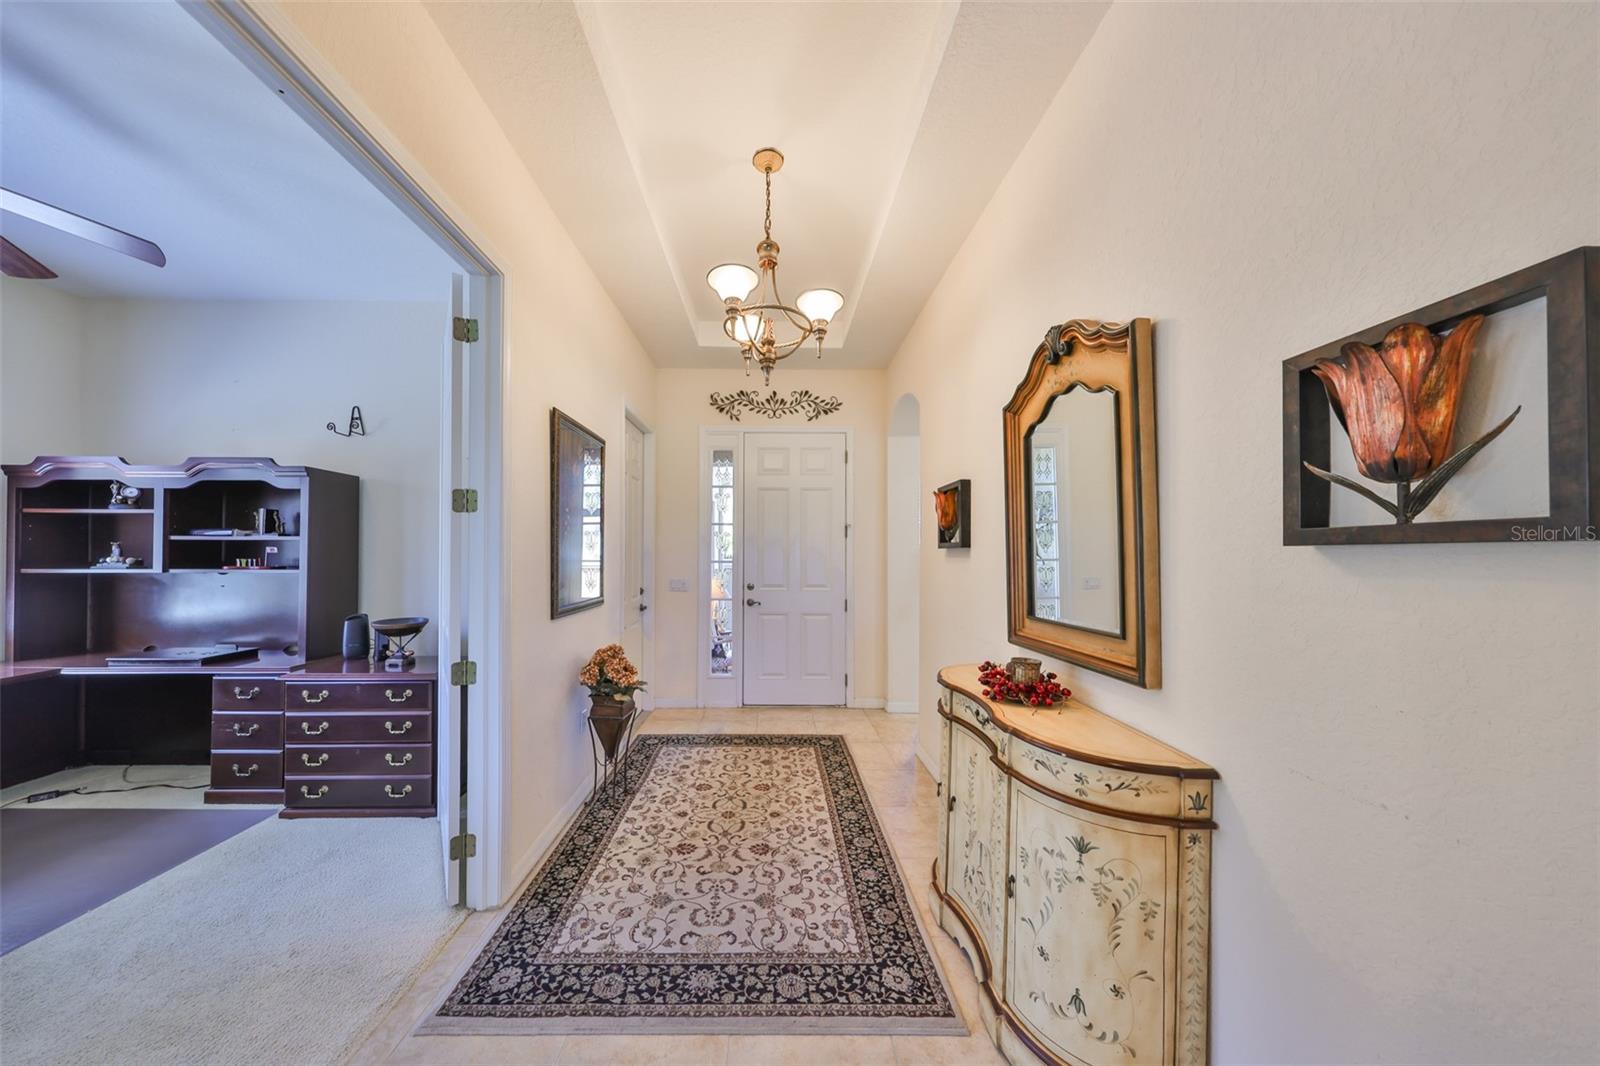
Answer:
[932,665,1217,1066]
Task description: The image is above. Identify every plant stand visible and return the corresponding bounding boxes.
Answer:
[585,695,638,803]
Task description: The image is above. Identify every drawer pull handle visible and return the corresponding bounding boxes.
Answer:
[384,720,414,735]
[233,685,261,701]
[384,688,413,704]
[230,723,260,738]
[231,762,259,778]
[301,689,331,704]
[384,784,413,799]
[385,752,413,767]
[301,720,331,736]
[301,752,329,767]
[1007,874,1016,899]
[300,785,329,799]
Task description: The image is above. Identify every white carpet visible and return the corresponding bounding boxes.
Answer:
[0,815,464,1066]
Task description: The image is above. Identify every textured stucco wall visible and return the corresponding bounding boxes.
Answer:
[888,3,1600,1060]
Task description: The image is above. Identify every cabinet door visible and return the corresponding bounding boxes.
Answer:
[936,714,952,888]
[944,722,1009,970]
[1007,779,1177,1065]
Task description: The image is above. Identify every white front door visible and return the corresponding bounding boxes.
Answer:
[622,419,647,700]
[741,432,847,706]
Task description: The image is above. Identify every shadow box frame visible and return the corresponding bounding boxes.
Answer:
[1283,246,1598,546]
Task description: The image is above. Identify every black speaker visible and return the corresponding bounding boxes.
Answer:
[342,613,370,660]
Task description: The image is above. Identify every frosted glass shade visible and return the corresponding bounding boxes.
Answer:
[707,263,759,302]
[733,313,764,344]
[796,288,845,325]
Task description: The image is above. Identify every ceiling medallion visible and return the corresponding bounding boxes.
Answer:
[706,148,845,384]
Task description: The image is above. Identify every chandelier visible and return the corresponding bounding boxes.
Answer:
[706,148,845,383]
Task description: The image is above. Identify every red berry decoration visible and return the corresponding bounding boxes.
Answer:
[975,659,1071,711]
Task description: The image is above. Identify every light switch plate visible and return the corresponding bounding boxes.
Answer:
[668,578,689,592]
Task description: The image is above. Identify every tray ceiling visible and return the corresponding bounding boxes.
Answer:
[424,1,1109,368]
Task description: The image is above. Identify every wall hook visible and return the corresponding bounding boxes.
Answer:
[328,405,366,437]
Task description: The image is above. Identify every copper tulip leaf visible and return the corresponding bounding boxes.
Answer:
[1404,405,1522,519]
[1301,462,1402,518]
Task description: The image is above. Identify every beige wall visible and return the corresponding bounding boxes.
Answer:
[652,368,885,708]
[266,0,658,901]
[887,3,1598,1061]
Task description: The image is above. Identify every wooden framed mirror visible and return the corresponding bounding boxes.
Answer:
[551,408,605,618]
[1003,319,1161,688]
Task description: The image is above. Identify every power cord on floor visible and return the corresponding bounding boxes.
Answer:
[1,765,208,808]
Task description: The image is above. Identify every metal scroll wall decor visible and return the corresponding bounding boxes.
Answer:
[708,389,843,422]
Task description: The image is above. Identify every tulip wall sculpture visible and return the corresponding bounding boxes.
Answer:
[1305,313,1521,524]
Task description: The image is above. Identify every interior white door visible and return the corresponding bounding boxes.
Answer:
[622,420,646,687]
[741,432,847,706]
[436,274,468,906]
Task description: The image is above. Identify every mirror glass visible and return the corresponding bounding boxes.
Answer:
[1027,386,1122,634]
[551,409,605,617]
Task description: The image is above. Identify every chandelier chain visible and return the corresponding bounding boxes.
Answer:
[763,168,773,241]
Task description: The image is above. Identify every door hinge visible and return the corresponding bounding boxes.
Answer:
[452,316,480,342]
[845,449,849,463]
[449,832,477,860]
[844,523,850,538]
[451,488,479,513]
[450,660,478,686]
[844,597,849,612]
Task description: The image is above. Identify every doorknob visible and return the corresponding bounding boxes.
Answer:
[746,582,755,591]
[746,598,761,607]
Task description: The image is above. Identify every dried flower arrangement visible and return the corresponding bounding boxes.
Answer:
[978,660,1069,710]
[580,643,646,700]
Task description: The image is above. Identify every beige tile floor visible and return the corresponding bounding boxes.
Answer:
[349,707,1002,1066]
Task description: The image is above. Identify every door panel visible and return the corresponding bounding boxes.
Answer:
[741,433,846,705]
[622,421,645,673]
[1007,779,1176,1064]
[944,723,1008,978]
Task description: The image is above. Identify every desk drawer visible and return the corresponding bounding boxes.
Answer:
[210,752,283,789]
[286,743,431,776]
[284,682,432,712]
[212,678,283,710]
[286,711,432,744]
[285,774,432,809]
[211,711,283,748]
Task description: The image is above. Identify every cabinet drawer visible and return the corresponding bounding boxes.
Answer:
[210,752,283,789]
[211,678,283,710]
[286,711,432,744]
[284,681,432,711]
[285,774,432,809]
[948,691,1009,756]
[286,743,432,776]
[1009,734,1182,819]
[211,711,283,748]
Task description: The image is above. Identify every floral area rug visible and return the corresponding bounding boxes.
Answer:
[422,734,964,1035]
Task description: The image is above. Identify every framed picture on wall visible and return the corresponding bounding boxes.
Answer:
[551,408,605,618]
[933,479,971,549]
[1283,246,1598,545]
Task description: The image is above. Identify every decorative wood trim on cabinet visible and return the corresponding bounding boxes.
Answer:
[933,667,1217,1066]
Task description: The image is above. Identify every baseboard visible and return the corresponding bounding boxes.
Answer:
[848,698,886,710]
[499,777,590,906]
[916,740,940,780]
[649,699,698,710]
[884,700,918,715]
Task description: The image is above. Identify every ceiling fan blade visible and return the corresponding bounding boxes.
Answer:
[1,236,57,279]
[0,187,166,268]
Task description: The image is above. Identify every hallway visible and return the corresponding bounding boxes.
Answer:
[352,707,996,1066]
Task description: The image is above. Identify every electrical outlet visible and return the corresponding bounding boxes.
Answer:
[668,578,689,592]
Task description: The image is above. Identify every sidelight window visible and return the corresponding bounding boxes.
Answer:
[1032,444,1060,620]
[710,449,735,675]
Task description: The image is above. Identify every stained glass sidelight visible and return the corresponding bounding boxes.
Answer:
[710,450,735,676]
[1032,446,1060,620]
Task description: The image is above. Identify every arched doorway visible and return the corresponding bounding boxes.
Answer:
[886,394,921,716]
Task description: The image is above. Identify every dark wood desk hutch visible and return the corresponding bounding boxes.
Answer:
[2,456,437,818]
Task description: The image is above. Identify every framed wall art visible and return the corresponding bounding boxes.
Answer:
[1284,247,1598,545]
[551,408,605,617]
[933,479,971,549]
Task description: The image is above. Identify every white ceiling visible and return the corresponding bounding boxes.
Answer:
[0,0,453,301]
[424,1,1109,368]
